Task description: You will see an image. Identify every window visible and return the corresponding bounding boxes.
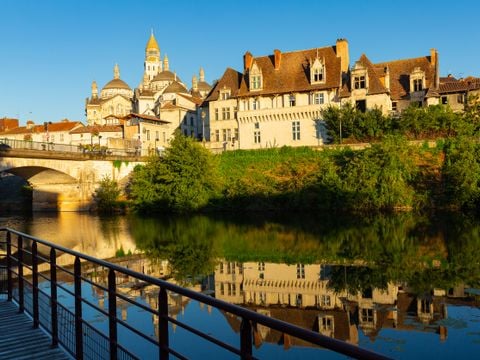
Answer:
[361,308,374,323]
[313,93,324,105]
[354,76,366,89]
[222,107,231,120]
[296,294,303,307]
[392,101,398,111]
[215,108,219,121]
[251,74,262,90]
[258,262,265,271]
[227,129,232,141]
[252,99,259,110]
[441,96,448,105]
[292,121,301,141]
[254,122,260,129]
[222,129,227,142]
[219,263,224,274]
[50,134,55,142]
[313,67,323,82]
[190,117,194,126]
[220,283,224,296]
[234,128,239,141]
[320,316,334,331]
[296,264,305,279]
[321,295,331,307]
[215,130,220,142]
[457,94,465,104]
[289,94,296,107]
[413,79,423,92]
[220,90,230,100]
[254,131,261,143]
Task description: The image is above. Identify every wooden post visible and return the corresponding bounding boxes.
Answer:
[108,269,117,360]
[158,287,169,360]
[50,248,58,347]
[74,256,83,359]
[32,241,39,328]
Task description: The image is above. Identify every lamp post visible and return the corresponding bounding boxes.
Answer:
[201,109,206,143]
[155,137,159,155]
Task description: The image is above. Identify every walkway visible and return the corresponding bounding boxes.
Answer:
[0,299,70,359]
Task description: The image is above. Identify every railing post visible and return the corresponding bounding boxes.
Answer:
[50,247,58,347]
[108,269,118,360]
[158,287,169,360]
[6,231,12,301]
[74,256,84,360]
[17,235,24,313]
[240,319,253,360]
[32,241,39,328]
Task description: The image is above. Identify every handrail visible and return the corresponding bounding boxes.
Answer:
[0,227,391,360]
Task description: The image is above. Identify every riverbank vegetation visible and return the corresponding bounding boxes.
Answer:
[123,103,480,214]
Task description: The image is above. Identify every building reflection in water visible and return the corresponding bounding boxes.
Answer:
[213,260,468,348]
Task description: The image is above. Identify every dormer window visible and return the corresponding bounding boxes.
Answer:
[249,62,263,91]
[354,76,366,89]
[410,67,425,93]
[220,88,231,100]
[310,57,325,84]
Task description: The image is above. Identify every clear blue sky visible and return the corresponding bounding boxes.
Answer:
[1,0,478,125]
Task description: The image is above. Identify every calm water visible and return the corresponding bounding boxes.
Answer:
[2,211,480,359]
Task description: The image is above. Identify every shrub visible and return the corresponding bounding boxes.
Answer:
[94,176,121,213]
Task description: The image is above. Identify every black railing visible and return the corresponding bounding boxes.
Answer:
[0,137,139,157]
[0,227,391,360]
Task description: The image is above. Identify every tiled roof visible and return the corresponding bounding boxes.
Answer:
[237,46,342,97]
[438,76,480,94]
[205,67,243,102]
[0,121,83,135]
[122,113,170,124]
[70,125,123,134]
[163,81,189,94]
[178,93,203,105]
[375,56,436,100]
[357,54,388,95]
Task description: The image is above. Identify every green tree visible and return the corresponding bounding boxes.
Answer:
[130,131,221,212]
[94,176,121,213]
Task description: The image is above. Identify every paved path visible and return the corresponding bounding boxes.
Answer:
[0,299,70,359]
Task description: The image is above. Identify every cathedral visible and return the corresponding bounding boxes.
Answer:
[85,32,211,142]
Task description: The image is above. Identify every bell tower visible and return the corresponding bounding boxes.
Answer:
[144,30,161,81]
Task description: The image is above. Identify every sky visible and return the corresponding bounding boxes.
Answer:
[1,0,479,125]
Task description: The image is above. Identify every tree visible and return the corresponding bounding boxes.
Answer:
[94,176,121,213]
[130,131,221,212]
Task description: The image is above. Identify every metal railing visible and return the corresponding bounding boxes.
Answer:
[0,227,391,360]
[0,137,141,157]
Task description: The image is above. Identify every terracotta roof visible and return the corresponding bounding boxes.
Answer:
[0,121,83,135]
[70,125,122,134]
[178,93,203,105]
[374,55,436,100]
[237,46,342,97]
[438,76,480,94]
[205,67,243,102]
[102,78,131,91]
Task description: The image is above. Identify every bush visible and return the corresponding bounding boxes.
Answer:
[94,176,121,213]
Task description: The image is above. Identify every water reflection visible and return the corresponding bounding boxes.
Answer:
[3,211,480,358]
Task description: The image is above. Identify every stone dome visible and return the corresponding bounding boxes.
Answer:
[163,81,189,94]
[102,78,131,91]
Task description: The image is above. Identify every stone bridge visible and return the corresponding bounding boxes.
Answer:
[0,149,145,211]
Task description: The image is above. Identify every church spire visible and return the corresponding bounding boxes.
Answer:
[199,67,205,82]
[114,63,120,79]
[163,54,169,71]
[91,81,98,99]
[144,31,161,81]
[192,75,198,91]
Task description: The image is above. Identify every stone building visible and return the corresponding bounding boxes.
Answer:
[0,119,83,144]
[85,32,211,149]
[340,49,440,114]
[204,39,349,150]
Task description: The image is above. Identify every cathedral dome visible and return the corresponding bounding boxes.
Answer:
[102,78,131,91]
[152,70,182,83]
[163,81,189,94]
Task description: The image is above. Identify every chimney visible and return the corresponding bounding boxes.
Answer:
[384,66,390,91]
[430,48,439,89]
[274,49,282,70]
[335,39,350,74]
[244,51,253,71]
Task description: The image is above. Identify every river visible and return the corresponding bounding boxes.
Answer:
[2,210,480,359]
